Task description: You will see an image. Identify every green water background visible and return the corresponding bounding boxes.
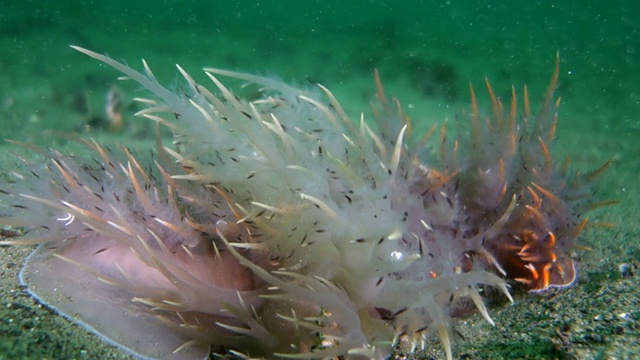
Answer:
[0,1,638,359]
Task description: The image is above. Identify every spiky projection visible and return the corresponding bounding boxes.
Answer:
[0,47,611,360]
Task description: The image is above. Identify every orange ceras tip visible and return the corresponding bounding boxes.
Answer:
[545,231,556,247]
[541,263,552,289]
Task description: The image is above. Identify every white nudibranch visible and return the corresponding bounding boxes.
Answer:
[0,47,613,360]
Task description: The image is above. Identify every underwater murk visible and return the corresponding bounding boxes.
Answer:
[0,47,612,360]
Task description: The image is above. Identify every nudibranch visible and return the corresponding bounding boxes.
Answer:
[0,47,611,359]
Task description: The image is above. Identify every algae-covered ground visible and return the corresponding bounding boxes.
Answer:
[1,1,638,359]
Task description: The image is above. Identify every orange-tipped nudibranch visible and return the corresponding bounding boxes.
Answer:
[0,48,613,360]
